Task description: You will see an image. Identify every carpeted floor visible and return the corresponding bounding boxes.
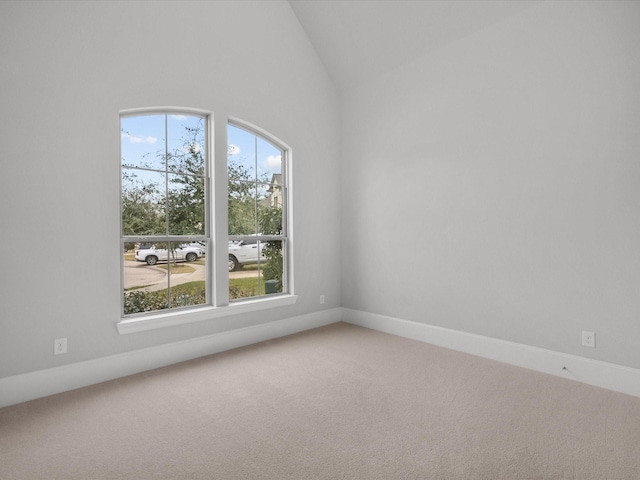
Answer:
[1,322,640,479]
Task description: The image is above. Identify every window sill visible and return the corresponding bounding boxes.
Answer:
[116,295,298,335]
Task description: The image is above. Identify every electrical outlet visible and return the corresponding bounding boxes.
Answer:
[320,295,325,304]
[582,331,595,348]
[54,338,67,355]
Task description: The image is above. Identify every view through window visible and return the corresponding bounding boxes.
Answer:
[121,112,289,317]
[228,122,287,301]
[121,112,208,315]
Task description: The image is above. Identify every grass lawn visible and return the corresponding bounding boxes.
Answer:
[157,264,196,274]
[154,277,268,299]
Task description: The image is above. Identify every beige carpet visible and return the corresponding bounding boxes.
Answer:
[1,322,640,479]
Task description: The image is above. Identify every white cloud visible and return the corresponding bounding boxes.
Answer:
[122,132,158,145]
[263,154,282,170]
[171,114,187,121]
[228,144,240,156]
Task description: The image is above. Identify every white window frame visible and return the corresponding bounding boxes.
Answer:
[227,117,290,301]
[118,109,296,335]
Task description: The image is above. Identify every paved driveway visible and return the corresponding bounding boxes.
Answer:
[124,261,205,291]
[124,261,166,290]
[124,261,260,291]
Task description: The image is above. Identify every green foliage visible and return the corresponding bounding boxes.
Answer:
[123,290,168,314]
[123,282,206,314]
[228,159,258,235]
[259,206,283,289]
[259,205,282,236]
[261,248,283,288]
[229,285,257,300]
[227,156,275,235]
[121,119,206,237]
[229,277,265,299]
[121,174,165,236]
[166,124,206,235]
[124,273,279,312]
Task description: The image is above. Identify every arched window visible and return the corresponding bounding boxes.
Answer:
[119,110,294,330]
[121,110,209,315]
[228,120,289,301]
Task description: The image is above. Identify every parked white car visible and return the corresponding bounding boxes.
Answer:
[135,244,204,265]
[185,243,206,257]
[228,238,266,272]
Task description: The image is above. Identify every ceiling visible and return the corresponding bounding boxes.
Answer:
[289,0,543,93]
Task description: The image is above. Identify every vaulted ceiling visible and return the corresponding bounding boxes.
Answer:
[289,0,543,93]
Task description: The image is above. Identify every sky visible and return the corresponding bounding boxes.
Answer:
[121,114,284,239]
[228,123,282,182]
[121,113,282,181]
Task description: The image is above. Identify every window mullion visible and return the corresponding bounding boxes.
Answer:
[212,113,230,307]
[164,114,170,237]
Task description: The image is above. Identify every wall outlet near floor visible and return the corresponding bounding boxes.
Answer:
[54,338,68,355]
[581,331,595,348]
[320,295,325,305]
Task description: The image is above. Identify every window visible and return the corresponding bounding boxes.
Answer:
[228,121,288,301]
[121,111,209,315]
[120,110,293,326]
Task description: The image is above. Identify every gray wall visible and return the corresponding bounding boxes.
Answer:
[2,0,639,383]
[341,1,640,369]
[0,1,341,378]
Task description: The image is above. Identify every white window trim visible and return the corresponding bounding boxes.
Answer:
[226,116,292,301]
[118,110,295,334]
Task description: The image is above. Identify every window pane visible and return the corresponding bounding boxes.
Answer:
[228,180,257,236]
[123,241,207,315]
[167,173,205,235]
[167,115,206,174]
[228,180,282,236]
[262,240,284,295]
[258,192,283,235]
[121,111,210,317]
[121,170,167,236]
[228,124,256,181]
[228,238,264,300]
[228,240,283,301]
[121,115,166,171]
[257,136,282,179]
[167,241,207,308]
[123,242,169,314]
[227,121,288,301]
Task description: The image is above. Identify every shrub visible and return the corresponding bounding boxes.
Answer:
[123,290,168,314]
[123,281,206,314]
[229,285,257,300]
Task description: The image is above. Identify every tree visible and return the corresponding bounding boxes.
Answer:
[259,205,283,291]
[166,124,206,235]
[121,172,164,250]
[228,175,256,236]
[122,119,207,239]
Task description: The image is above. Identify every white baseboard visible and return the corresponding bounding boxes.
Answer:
[0,308,342,408]
[343,308,640,399]
[5,307,638,408]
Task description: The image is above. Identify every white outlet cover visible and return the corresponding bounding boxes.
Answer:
[582,331,595,348]
[54,338,68,355]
